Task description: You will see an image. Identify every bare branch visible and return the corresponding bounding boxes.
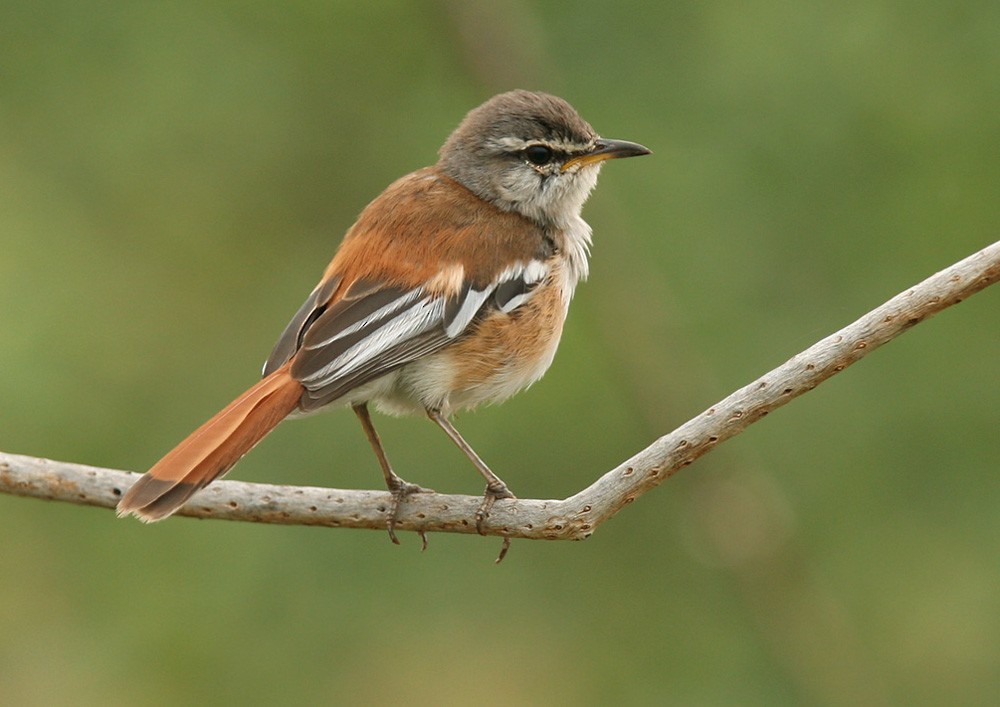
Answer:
[3,240,1000,540]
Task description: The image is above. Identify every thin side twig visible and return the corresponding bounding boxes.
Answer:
[3,240,1000,540]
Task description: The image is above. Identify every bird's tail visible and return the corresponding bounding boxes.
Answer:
[117,364,303,522]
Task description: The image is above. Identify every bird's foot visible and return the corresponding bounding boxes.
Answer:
[385,477,433,548]
[475,482,516,563]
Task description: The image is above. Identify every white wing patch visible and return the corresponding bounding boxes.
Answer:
[294,258,550,392]
[445,287,493,338]
[308,289,423,349]
[299,296,447,386]
[495,259,549,313]
[446,259,549,334]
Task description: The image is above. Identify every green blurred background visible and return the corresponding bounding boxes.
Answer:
[2,1,999,704]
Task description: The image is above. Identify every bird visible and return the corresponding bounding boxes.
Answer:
[117,89,650,548]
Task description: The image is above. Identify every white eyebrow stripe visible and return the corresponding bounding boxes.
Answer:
[489,136,593,154]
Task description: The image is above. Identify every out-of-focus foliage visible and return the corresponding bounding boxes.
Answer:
[2,1,999,704]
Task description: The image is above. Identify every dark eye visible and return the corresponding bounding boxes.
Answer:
[524,144,553,166]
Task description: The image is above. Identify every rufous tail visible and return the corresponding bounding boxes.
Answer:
[117,364,303,522]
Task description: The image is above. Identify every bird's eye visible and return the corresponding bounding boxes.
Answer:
[524,144,554,166]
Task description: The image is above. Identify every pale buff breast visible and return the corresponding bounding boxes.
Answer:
[374,260,572,417]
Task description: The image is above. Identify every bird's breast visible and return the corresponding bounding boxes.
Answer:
[377,259,575,416]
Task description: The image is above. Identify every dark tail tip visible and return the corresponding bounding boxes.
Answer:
[117,476,203,522]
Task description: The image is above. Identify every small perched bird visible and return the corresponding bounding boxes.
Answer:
[117,90,650,544]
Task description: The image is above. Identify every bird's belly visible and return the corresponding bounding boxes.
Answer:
[375,273,570,416]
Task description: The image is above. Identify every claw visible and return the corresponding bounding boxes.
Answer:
[474,481,516,535]
[384,479,432,546]
[473,482,516,562]
[495,536,511,563]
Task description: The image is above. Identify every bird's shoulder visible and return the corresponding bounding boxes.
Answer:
[327,167,554,289]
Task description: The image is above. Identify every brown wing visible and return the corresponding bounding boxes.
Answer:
[263,274,343,376]
[261,263,549,412]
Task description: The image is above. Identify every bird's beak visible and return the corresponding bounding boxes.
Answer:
[561,138,652,171]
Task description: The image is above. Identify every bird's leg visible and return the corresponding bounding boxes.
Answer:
[353,403,430,548]
[426,408,514,560]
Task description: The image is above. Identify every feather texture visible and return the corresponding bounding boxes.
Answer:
[117,92,648,524]
[116,364,302,521]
